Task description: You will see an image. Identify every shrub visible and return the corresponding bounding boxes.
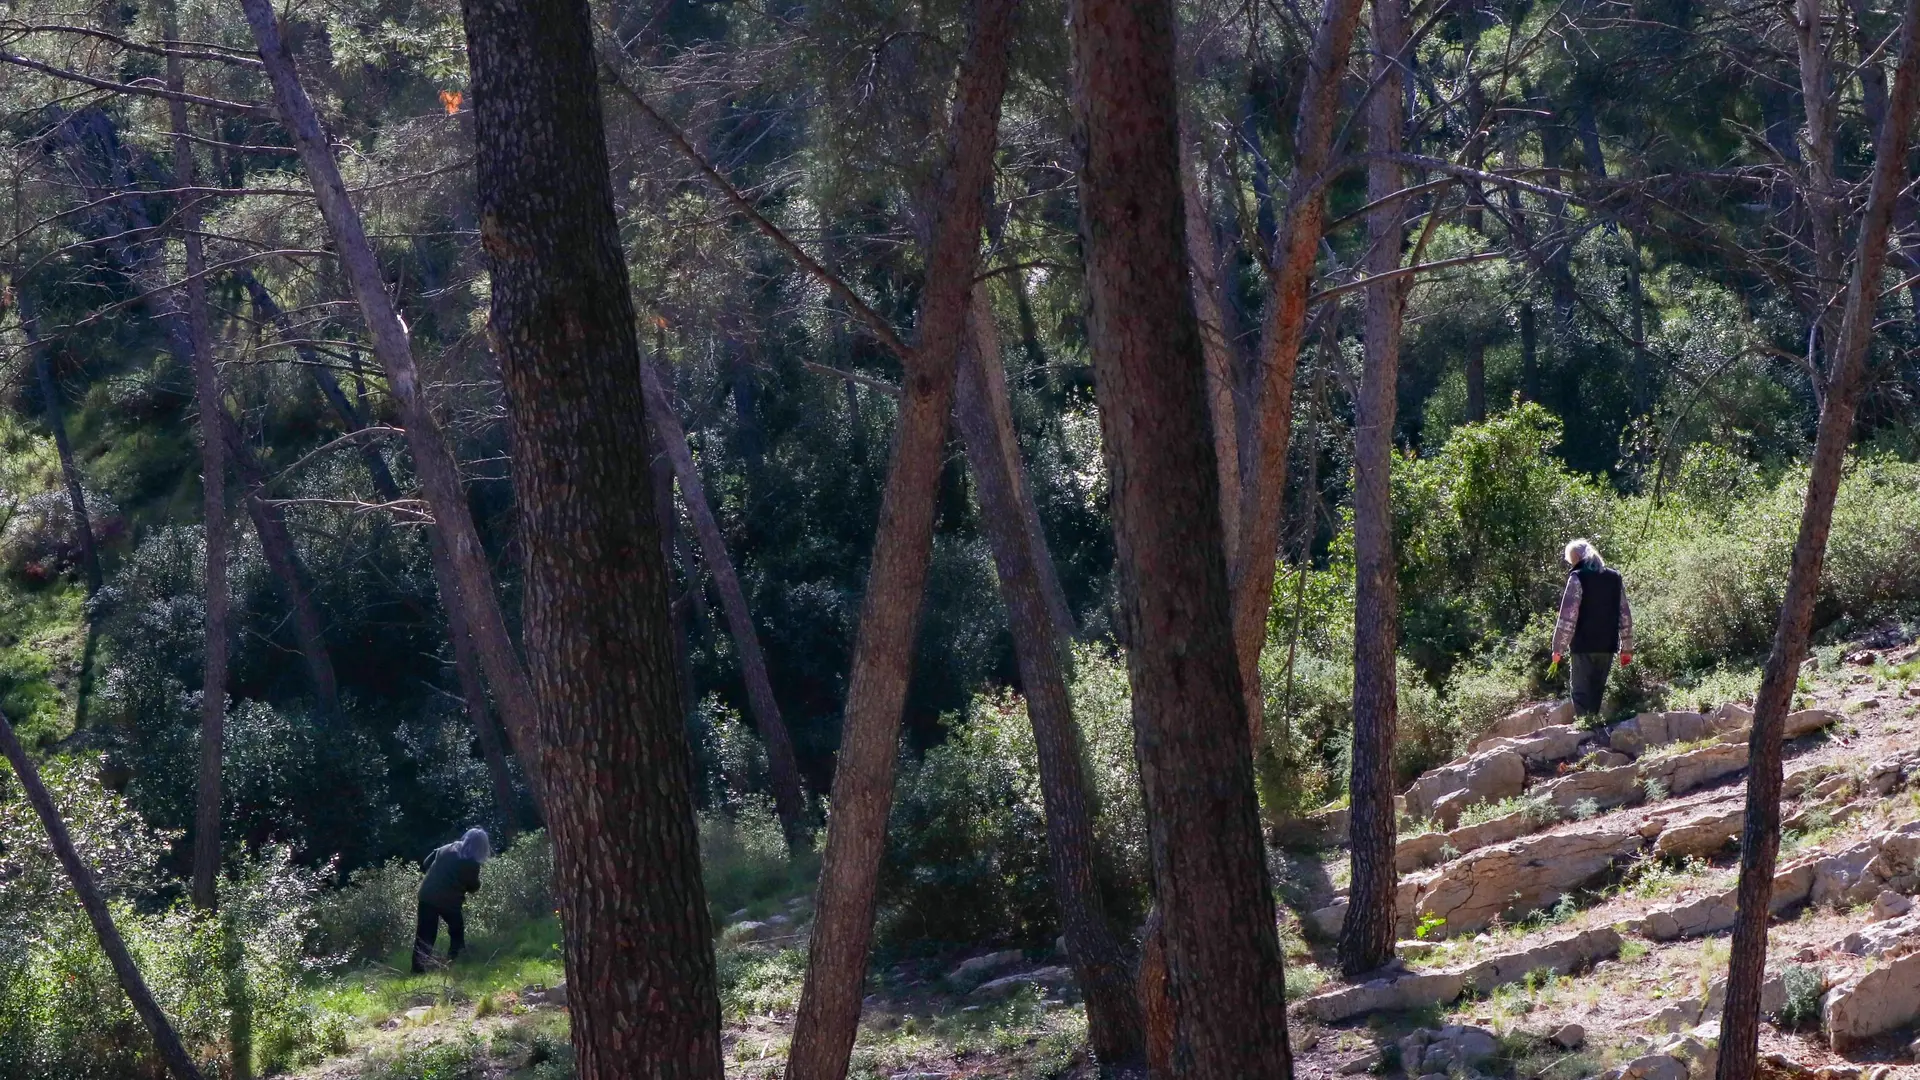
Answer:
[1778,963,1824,1029]
[311,856,421,965]
[701,798,811,920]
[878,646,1149,949]
[467,831,554,939]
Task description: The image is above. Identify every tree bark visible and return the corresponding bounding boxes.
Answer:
[1340,0,1407,978]
[1182,151,1244,562]
[1067,0,1294,1074]
[239,0,547,811]
[460,0,724,1073]
[638,352,810,843]
[1714,3,1920,1078]
[952,290,1143,1066]
[784,1,1017,1074]
[167,38,228,915]
[0,707,207,1080]
[963,291,1074,644]
[1229,0,1368,740]
[221,412,341,718]
[18,306,102,597]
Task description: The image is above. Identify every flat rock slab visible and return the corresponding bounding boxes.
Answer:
[1414,822,1646,937]
[1302,927,1620,1023]
[1474,700,1575,749]
[1637,861,1815,941]
[1652,800,1746,858]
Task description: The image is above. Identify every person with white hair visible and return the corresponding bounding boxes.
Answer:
[1551,539,1634,717]
[412,826,492,973]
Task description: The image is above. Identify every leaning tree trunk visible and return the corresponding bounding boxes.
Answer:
[0,707,207,1080]
[1340,0,1408,979]
[638,355,810,843]
[220,413,341,718]
[1715,2,1920,1077]
[1228,0,1368,738]
[1067,0,1294,1073]
[239,0,546,810]
[234,271,520,829]
[782,2,1016,1076]
[459,0,723,1073]
[167,45,228,915]
[1181,154,1243,564]
[953,290,1144,1066]
[18,306,102,596]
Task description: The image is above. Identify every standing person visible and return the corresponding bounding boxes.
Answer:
[413,827,490,973]
[1551,539,1634,717]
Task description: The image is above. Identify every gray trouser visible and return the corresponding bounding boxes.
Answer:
[1570,652,1613,716]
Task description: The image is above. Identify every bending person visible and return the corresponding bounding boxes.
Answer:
[413,826,490,973]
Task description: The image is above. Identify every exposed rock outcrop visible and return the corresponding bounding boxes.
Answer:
[1301,927,1621,1022]
[1413,823,1647,937]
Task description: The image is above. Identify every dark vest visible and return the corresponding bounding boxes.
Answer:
[1570,565,1623,653]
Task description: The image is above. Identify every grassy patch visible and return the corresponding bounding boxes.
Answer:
[309,915,566,1028]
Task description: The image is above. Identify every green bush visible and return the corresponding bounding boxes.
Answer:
[311,856,421,966]
[1621,455,1920,673]
[878,646,1149,949]
[467,831,554,939]
[701,797,812,920]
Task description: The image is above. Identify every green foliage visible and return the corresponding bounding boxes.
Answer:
[1381,405,1615,678]
[1778,963,1825,1029]
[879,647,1148,949]
[1456,794,1560,830]
[700,798,813,921]
[0,831,345,1080]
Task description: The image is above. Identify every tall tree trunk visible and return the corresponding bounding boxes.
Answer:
[1229,0,1368,740]
[167,39,228,915]
[1067,0,1294,1074]
[638,352,810,843]
[0,708,207,1080]
[784,2,1017,1074]
[952,290,1143,1066]
[221,413,340,718]
[18,306,102,596]
[1715,3,1920,1077]
[240,0,547,811]
[460,0,723,1074]
[1340,0,1407,978]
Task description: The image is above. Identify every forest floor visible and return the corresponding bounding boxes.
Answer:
[292,647,1920,1080]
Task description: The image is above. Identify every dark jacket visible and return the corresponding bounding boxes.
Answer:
[419,842,481,912]
[1570,565,1625,653]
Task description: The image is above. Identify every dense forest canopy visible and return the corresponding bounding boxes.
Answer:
[2,0,1920,1072]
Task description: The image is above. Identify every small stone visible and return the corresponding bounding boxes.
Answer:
[403,1005,431,1023]
[1397,939,1436,960]
[1550,1022,1585,1049]
[1336,1047,1382,1074]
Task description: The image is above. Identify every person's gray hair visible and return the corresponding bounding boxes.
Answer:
[1564,538,1603,568]
[458,827,492,863]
